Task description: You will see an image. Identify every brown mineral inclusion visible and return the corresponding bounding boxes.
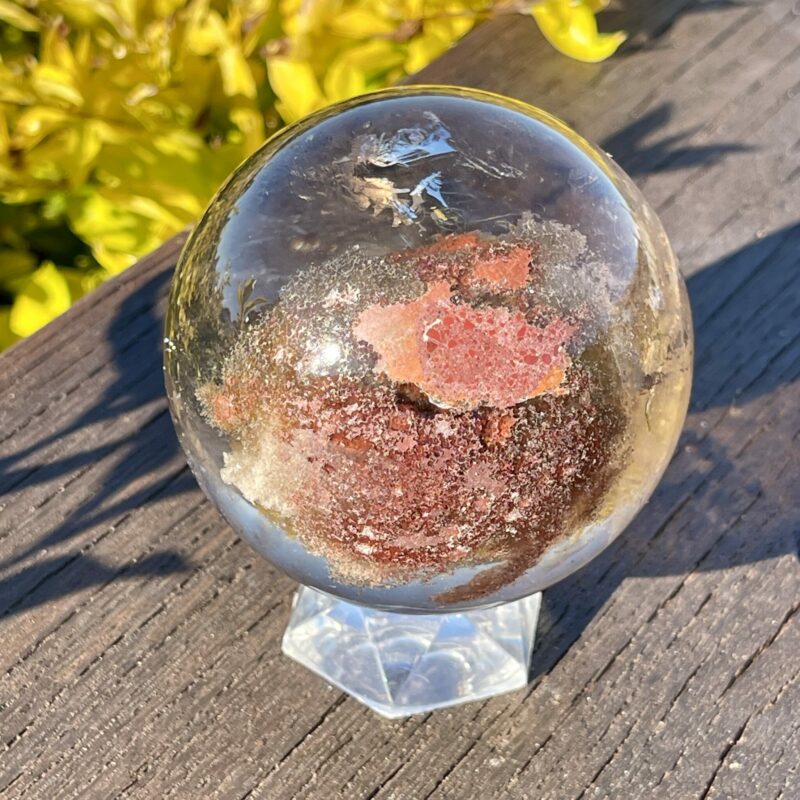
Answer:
[201,229,624,602]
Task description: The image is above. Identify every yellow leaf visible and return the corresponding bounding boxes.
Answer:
[280,0,338,40]
[41,22,80,77]
[374,0,425,19]
[67,122,104,186]
[0,0,40,31]
[324,40,405,102]
[218,46,257,99]
[151,130,205,160]
[0,74,36,105]
[186,9,229,55]
[11,106,71,149]
[154,0,192,19]
[404,15,470,76]
[19,121,105,189]
[323,57,367,103]
[229,106,267,152]
[405,35,439,75]
[334,39,405,72]
[66,193,165,273]
[110,0,139,35]
[47,0,104,28]
[126,195,185,227]
[267,58,326,122]
[32,64,84,107]
[93,134,220,220]
[74,30,92,67]
[9,262,72,337]
[125,83,159,107]
[93,244,138,275]
[327,9,397,39]
[531,0,625,63]
[61,266,108,300]
[423,8,476,42]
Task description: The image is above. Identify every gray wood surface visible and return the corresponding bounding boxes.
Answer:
[1,2,798,798]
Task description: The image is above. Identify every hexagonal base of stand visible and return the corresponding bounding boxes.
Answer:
[282,586,541,719]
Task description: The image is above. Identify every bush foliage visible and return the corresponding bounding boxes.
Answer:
[0,0,623,348]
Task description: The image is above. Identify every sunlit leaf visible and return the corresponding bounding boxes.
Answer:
[328,9,397,39]
[9,261,72,337]
[0,72,36,105]
[41,21,80,76]
[324,40,404,102]
[323,56,367,102]
[268,57,326,122]
[219,46,258,98]
[404,13,476,75]
[229,106,267,152]
[11,106,71,146]
[186,9,230,55]
[531,0,625,63]
[0,0,41,31]
[31,64,84,106]
[61,264,107,299]
[65,193,168,273]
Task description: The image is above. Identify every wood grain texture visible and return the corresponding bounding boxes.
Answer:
[1,2,798,798]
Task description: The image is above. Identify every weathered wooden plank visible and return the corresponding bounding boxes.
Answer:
[0,1,797,798]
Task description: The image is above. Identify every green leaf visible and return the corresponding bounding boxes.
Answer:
[0,249,37,291]
[0,306,19,349]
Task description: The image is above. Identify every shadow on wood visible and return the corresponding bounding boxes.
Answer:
[0,270,192,619]
[600,102,750,177]
[605,0,752,51]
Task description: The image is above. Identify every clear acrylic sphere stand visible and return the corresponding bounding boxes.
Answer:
[282,586,541,718]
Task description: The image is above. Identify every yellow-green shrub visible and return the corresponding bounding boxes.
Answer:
[0,0,622,348]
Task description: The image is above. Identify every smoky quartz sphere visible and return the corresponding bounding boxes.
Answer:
[165,87,692,612]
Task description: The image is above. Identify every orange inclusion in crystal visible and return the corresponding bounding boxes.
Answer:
[420,232,483,254]
[354,282,574,410]
[464,245,531,290]
[354,281,451,389]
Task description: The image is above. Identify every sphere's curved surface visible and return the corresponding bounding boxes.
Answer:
[165,87,692,611]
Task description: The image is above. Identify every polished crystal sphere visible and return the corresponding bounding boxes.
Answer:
[165,87,692,612]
